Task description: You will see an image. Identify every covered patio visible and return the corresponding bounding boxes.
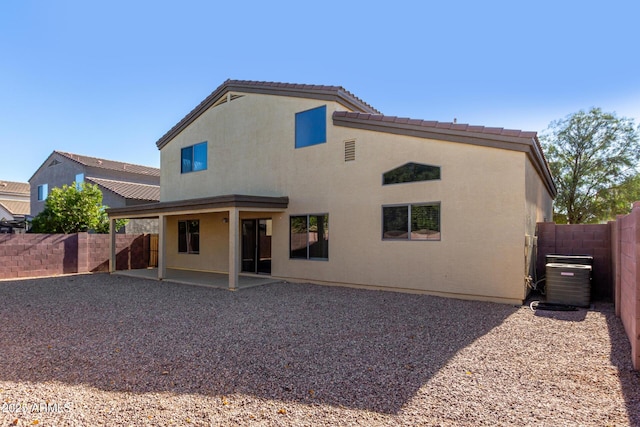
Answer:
[107,194,289,290]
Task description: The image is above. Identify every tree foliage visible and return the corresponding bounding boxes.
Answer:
[541,108,640,224]
[30,182,125,233]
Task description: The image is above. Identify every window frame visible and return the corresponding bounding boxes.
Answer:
[289,213,329,260]
[382,202,441,241]
[382,162,441,186]
[37,183,48,201]
[295,105,327,149]
[178,219,200,254]
[181,141,208,174]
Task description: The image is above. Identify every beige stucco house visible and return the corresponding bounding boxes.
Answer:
[107,79,555,304]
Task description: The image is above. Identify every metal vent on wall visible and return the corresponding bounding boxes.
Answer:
[344,140,356,162]
[211,93,244,108]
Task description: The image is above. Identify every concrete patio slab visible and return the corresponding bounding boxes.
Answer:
[113,268,280,290]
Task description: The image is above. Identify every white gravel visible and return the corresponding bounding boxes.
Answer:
[0,273,638,426]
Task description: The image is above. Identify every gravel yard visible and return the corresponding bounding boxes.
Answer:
[0,273,638,426]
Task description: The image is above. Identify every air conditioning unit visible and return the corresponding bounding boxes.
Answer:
[546,254,593,266]
[545,263,592,307]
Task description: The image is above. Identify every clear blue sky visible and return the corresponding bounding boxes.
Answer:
[2,1,639,183]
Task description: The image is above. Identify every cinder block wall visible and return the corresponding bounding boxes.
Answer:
[0,234,77,278]
[538,203,640,370]
[88,234,149,271]
[536,222,612,301]
[615,202,640,369]
[0,233,149,280]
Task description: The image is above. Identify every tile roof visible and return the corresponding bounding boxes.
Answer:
[222,80,379,113]
[55,151,160,177]
[0,180,30,195]
[0,200,30,216]
[332,111,538,138]
[156,79,381,149]
[86,177,160,201]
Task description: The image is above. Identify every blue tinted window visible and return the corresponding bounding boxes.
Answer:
[181,142,207,173]
[181,146,193,173]
[38,184,48,201]
[295,106,326,148]
[193,142,207,171]
[75,173,84,191]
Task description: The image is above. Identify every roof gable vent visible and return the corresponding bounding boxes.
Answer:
[344,140,356,162]
[211,93,244,109]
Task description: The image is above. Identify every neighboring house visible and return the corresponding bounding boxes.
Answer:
[0,180,30,233]
[107,79,556,304]
[30,151,160,233]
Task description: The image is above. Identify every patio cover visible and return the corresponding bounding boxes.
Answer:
[106,194,289,289]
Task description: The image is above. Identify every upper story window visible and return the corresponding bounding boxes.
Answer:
[37,184,48,201]
[295,105,326,148]
[383,162,441,185]
[181,141,208,173]
[75,173,84,191]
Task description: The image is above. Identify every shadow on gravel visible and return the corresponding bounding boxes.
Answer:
[603,306,640,426]
[0,274,518,414]
[531,307,588,322]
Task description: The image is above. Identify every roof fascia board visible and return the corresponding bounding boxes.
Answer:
[107,195,289,218]
[333,114,533,150]
[222,84,378,114]
[527,136,557,197]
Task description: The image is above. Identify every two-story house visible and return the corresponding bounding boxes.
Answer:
[30,151,161,233]
[107,80,555,304]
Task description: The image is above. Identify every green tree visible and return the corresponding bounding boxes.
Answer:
[541,108,640,224]
[597,173,640,221]
[31,182,125,233]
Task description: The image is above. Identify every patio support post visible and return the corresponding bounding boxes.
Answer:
[109,218,116,273]
[158,214,167,280]
[228,208,239,290]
